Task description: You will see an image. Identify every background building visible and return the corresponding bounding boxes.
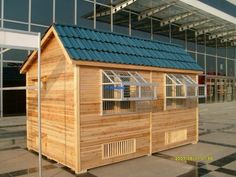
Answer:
[0,0,236,116]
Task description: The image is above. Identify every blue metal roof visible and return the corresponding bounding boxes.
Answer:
[53,24,202,71]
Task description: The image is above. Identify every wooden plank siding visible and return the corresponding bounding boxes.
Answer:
[78,66,198,171]
[26,35,76,170]
[79,67,150,170]
[151,108,197,153]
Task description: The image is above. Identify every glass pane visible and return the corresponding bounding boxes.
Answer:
[188,52,196,61]
[30,25,48,35]
[154,20,169,42]
[227,60,235,77]
[97,0,110,4]
[4,21,28,30]
[3,90,26,116]
[96,3,111,32]
[31,0,53,25]
[217,47,226,57]
[197,54,205,73]
[3,62,26,87]
[197,34,205,53]
[77,0,93,28]
[4,0,29,22]
[0,1,1,19]
[3,49,28,62]
[206,55,216,75]
[113,9,129,35]
[217,57,226,76]
[227,46,235,59]
[55,0,74,25]
[172,25,185,48]
[206,35,216,55]
[187,29,196,51]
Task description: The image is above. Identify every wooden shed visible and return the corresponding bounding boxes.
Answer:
[20,24,205,174]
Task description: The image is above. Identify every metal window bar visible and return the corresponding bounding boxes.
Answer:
[102,70,157,101]
[166,74,206,98]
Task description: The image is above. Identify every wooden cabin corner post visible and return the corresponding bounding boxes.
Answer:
[149,71,153,156]
[26,72,30,149]
[74,65,81,174]
[194,75,199,144]
[163,73,166,111]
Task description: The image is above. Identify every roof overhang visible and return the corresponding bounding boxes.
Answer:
[87,0,236,46]
[179,0,236,26]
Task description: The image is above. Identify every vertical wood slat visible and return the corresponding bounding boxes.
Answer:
[102,139,136,159]
[74,66,80,173]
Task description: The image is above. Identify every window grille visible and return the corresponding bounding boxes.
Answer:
[166,74,206,98]
[102,70,157,101]
[102,70,157,114]
[102,139,136,159]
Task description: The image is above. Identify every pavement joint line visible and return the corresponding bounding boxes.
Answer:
[0,164,57,177]
[0,147,97,177]
[199,121,234,125]
[0,124,26,128]
[176,167,211,177]
[210,152,236,167]
[0,146,21,151]
[199,140,236,148]
[215,168,236,176]
[199,124,236,136]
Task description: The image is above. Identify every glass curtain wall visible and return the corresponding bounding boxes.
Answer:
[0,0,236,116]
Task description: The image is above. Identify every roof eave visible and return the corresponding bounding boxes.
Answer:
[71,59,203,75]
[20,26,55,74]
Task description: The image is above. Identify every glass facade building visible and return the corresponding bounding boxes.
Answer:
[0,0,235,116]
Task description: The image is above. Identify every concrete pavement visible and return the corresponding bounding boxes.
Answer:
[0,102,235,177]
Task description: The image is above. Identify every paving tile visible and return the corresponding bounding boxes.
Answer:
[222,161,236,171]
[200,132,236,147]
[215,168,236,176]
[177,168,211,177]
[201,164,220,171]
[161,142,235,164]
[202,171,236,177]
[210,152,236,167]
[19,168,77,177]
[90,156,194,177]
[0,149,50,174]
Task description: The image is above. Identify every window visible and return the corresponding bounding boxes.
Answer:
[206,56,216,75]
[165,74,206,109]
[31,0,53,25]
[55,0,74,25]
[4,0,28,22]
[197,54,205,73]
[102,70,157,114]
[217,57,226,76]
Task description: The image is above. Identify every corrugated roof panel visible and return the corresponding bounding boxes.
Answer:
[54,24,202,71]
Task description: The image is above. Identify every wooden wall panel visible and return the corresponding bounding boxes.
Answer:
[79,67,150,170]
[26,35,76,170]
[152,108,197,153]
[78,66,198,171]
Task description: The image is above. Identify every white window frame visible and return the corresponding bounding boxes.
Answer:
[101,70,158,115]
[166,74,206,98]
[102,70,157,101]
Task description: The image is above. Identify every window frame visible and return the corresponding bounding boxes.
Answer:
[101,69,158,115]
[165,73,206,110]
